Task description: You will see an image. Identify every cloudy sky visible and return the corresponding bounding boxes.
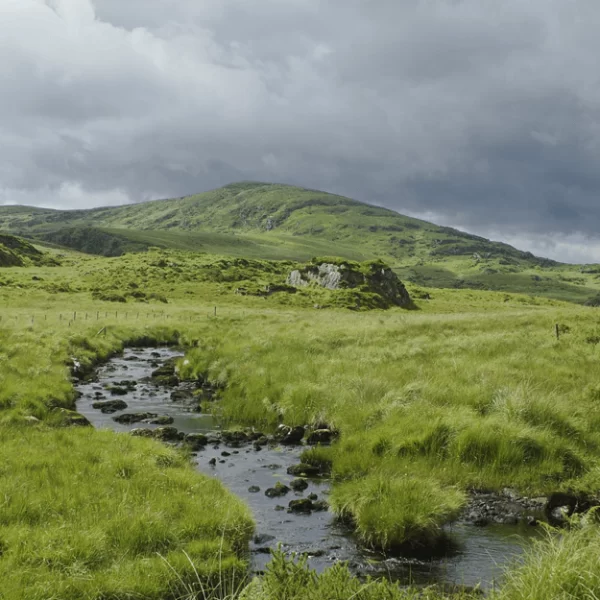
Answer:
[1,0,600,262]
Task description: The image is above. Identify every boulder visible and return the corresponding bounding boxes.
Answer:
[152,427,182,442]
[92,400,128,414]
[288,499,313,514]
[290,479,309,492]
[306,429,334,445]
[276,425,305,445]
[185,433,208,450]
[287,258,412,308]
[113,412,158,425]
[265,482,290,498]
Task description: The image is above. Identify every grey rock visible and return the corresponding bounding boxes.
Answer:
[290,479,309,492]
[92,400,128,414]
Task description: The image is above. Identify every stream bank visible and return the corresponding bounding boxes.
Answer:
[75,347,543,591]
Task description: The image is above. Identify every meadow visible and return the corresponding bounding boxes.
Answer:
[2,246,600,598]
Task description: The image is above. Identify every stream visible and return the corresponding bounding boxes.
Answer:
[76,347,540,592]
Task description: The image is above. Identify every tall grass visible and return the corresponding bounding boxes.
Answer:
[494,520,600,600]
[176,303,600,548]
[0,426,253,599]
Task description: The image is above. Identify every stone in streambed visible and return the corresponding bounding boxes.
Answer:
[153,427,182,442]
[113,412,158,424]
[145,415,174,425]
[150,360,179,386]
[92,400,128,414]
[288,499,313,514]
[290,479,309,492]
[170,389,195,403]
[265,482,290,498]
[130,428,154,438]
[52,408,92,427]
[185,433,208,450]
[248,486,261,493]
[221,430,249,447]
[253,534,275,544]
[276,424,305,445]
[287,463,321,477]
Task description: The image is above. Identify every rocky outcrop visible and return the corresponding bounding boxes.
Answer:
[287,258,412,309]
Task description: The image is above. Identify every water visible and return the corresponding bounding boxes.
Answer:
[76,347,538,591]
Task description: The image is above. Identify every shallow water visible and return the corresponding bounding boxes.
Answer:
[76,347,539,590]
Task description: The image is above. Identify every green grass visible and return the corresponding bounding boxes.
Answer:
[3,244,600,596]
[0,319,254,599]
[493,520,600,600]
[0,426,253,600]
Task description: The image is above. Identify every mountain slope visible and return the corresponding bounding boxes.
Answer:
[0,182,598,302]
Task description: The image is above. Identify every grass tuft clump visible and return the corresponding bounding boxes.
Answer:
[330,474,465,552]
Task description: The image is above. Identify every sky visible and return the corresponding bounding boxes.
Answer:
[1,0,600,263]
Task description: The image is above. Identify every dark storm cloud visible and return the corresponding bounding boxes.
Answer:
[2,0,600,261]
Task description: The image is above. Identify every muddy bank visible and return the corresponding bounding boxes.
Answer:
[76,347,543,590]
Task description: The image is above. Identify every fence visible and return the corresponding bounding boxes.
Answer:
[0,307,220,328]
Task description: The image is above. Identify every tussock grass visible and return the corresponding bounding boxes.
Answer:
[494,520,600,600]
[0,426,253,599]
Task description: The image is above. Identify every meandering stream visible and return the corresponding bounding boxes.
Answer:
[76,347,540,591]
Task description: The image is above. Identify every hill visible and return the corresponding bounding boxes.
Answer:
[0,182,599,302]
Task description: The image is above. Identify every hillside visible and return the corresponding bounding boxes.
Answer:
[0,182,599,302]
[0,234,56,267]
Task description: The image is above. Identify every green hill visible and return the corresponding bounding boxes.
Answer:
[0,181,599,302]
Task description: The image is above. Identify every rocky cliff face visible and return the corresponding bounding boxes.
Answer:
[287,258,412,308]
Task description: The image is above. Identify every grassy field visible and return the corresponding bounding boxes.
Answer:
[2,241,600,598]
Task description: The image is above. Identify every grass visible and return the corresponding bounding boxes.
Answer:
[492,519,600,600]
[0,319,254,599]
[0,426,253,600]
[2,242,600,596]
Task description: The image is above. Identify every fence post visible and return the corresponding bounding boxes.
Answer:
[555,324,560,340]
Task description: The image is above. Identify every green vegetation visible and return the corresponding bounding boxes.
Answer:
[2,195,600,597]
[0,426,252,599]
[493,519,600,600]
[175,295,600,550]
[2,181,600,302]
[0,233,56,267]
[238,550,475,599]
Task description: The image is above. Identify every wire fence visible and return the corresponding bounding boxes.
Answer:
[0,307,221,328]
